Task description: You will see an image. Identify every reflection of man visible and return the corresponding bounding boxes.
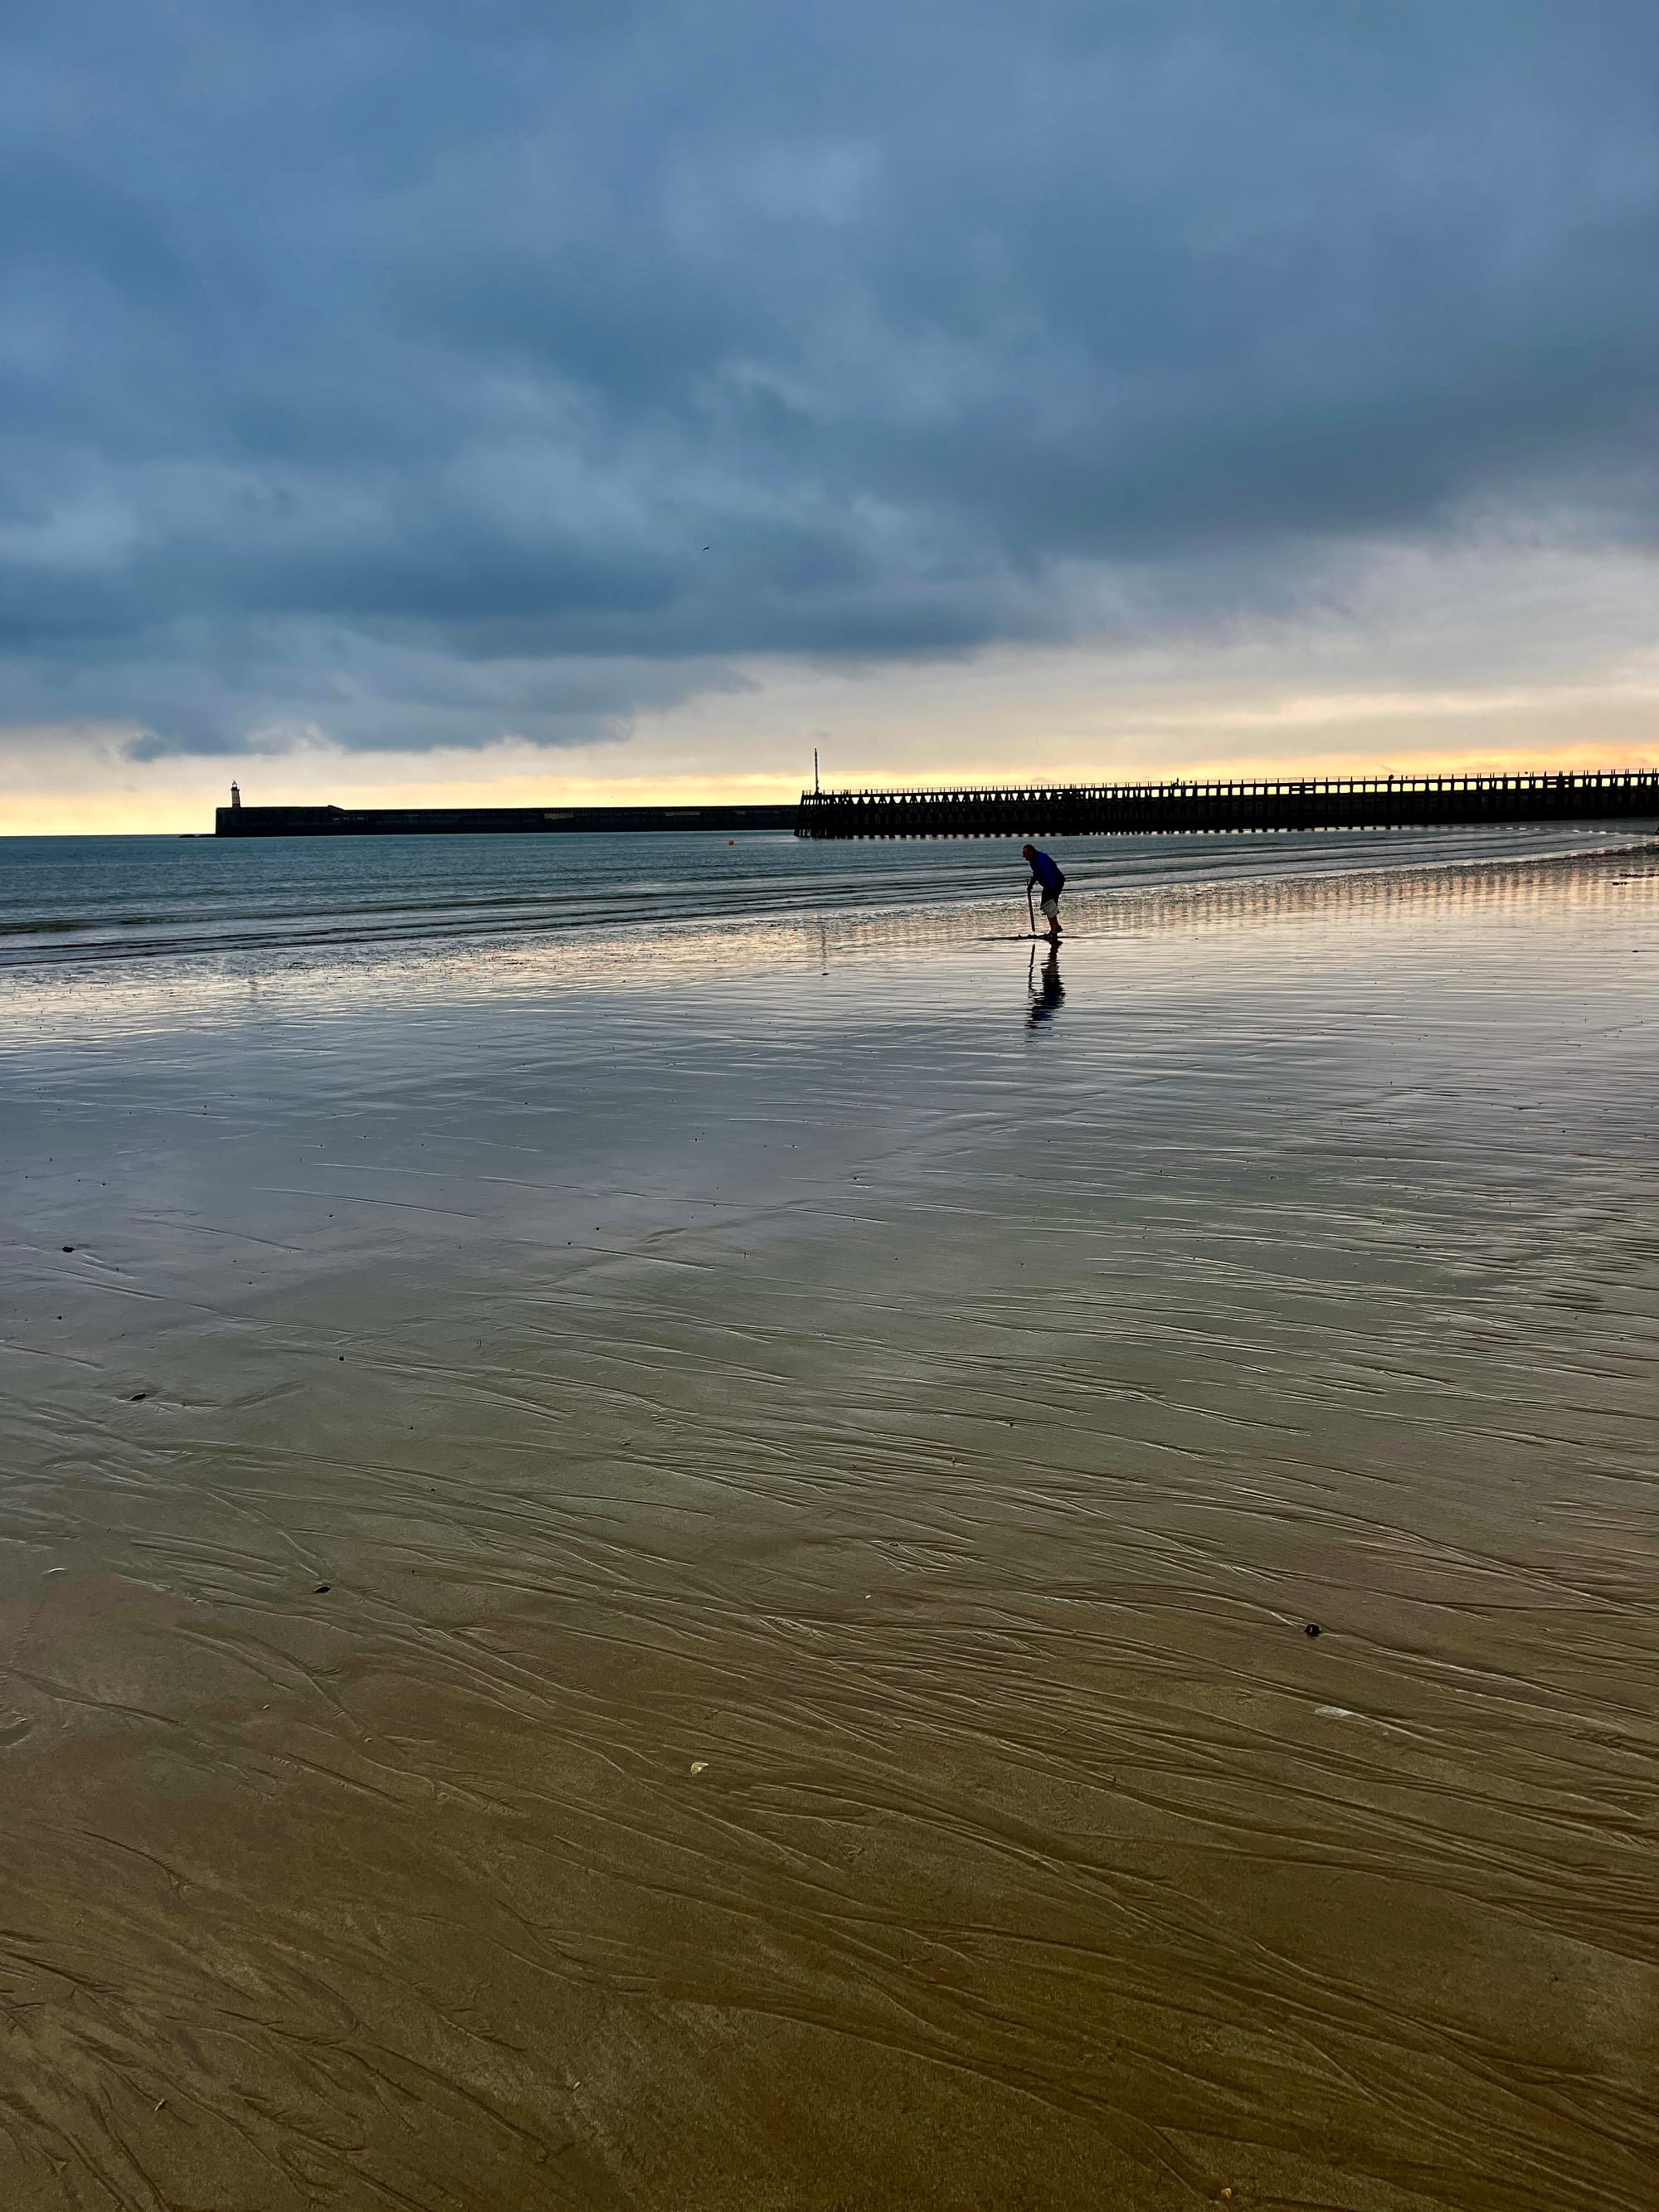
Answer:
[1022,843,1065,940]
[1027,944,1065,1028]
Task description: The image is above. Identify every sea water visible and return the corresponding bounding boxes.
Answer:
[0,818,1639,968]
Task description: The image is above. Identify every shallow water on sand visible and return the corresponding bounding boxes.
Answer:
[2,847,1657,2209]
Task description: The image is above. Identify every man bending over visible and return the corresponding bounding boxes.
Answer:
[1022,844,1065,940]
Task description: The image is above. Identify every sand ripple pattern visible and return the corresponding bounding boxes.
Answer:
[1,850,1656,2208]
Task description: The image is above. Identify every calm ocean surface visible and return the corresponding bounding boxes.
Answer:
[0,818,1647,967]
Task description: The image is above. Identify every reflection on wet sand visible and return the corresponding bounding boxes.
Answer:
[1027,944,1065,1028]
[1,850,1656,2210]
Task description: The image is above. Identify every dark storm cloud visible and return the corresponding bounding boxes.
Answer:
[3,0,1657,756]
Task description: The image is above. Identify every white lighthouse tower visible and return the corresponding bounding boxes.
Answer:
[230,780,241,809]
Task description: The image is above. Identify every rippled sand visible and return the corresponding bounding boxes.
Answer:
[3,852,1656,2210]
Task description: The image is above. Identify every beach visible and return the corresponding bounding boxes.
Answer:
[2,832,1656,2210]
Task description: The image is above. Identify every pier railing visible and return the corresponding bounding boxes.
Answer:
[794,771,1659,838]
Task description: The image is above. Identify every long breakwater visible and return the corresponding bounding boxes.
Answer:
[794,769,1659,837]
[212,771,1658,839]
[215,801,799,836]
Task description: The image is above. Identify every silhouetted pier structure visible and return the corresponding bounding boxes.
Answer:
[212,772,1659,839]
[794,771,1659,838]
[216,801,799,836]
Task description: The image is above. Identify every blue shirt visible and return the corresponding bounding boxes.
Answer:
[1028,850,1063,895]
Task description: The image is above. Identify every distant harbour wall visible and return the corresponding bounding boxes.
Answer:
[794,771,1659,838]
[215,772,1659,839]
[216,803,802,836]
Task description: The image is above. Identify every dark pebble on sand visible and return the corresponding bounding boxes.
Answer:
[130,1392,146,1401]
[315,1585,331,1593]
[1305,1623,1321,1637]
[62,1246,74,1253]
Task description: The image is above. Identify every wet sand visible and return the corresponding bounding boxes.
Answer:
[2,851,1657,2210]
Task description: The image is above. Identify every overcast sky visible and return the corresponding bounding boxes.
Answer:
[5,1,1659,826]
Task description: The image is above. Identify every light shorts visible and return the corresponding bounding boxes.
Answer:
[1039,892,1061,917]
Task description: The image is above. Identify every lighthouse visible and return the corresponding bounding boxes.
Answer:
[230,780,241,809]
